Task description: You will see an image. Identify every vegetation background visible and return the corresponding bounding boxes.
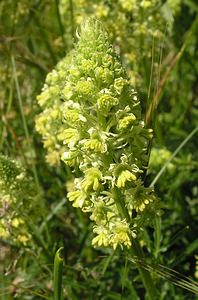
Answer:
[0,0,198,299]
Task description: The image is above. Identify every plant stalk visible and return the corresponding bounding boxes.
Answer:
[113,187,157,299]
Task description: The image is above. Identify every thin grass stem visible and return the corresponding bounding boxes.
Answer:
[150,125,198,187]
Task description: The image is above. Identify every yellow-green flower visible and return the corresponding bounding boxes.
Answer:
[75,79,94,96]
[11,217,24,228]
[67,190,87,208]
[118,114,136,130]
[110,220,133,249]
[81,168,102,192]
[46,150,61,166]
[116,170,137,188]
[97,93,118,114]
[92,225,110,247]
[0,223,9,238]
[37,86,59,107]
[17,234,30,245]
[126,180,156,213]
[57,128,80,148]
[83,138,107,153]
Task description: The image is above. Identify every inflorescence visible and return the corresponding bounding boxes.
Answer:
[35,18,160,249]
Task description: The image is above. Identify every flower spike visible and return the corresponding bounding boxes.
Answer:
[36,18,159,249]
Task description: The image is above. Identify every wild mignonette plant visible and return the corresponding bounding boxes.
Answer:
[36,18,160,251]
[0,154,41,245]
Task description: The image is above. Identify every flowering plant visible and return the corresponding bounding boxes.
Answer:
[36,18,160,250]
[0,155,40,245]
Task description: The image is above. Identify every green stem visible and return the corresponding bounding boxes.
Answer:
[153,215,161,259]
[53,247,64,300]
[55,0,66,48]
[131,239,157,300]
[11,55,40,193]
[69,0,75,44]
[113,187,157,300]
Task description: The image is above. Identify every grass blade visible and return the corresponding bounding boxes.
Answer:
[53,247,64,300]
